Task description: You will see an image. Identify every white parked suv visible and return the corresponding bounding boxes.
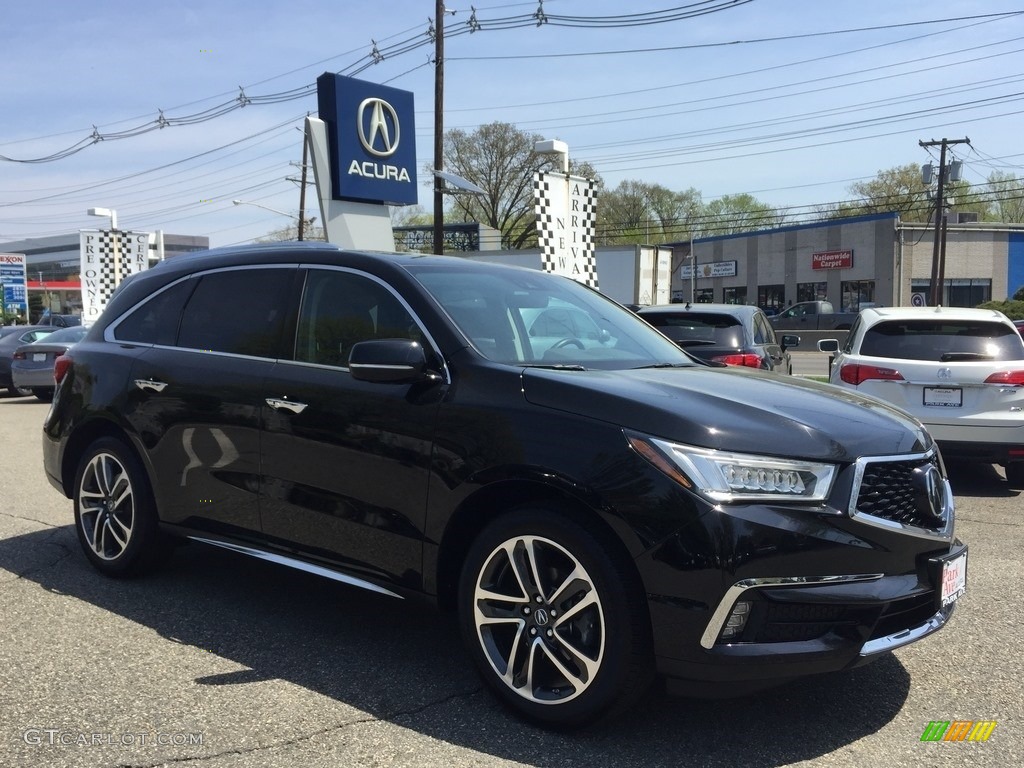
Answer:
[819,306,1024,487]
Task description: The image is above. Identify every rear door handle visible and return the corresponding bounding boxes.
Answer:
[134,379,167,392]
[265,398,308,414]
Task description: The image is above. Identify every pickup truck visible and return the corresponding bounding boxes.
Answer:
[769,300,858,331]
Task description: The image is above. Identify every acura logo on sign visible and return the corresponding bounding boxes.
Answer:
[357,98,400,157]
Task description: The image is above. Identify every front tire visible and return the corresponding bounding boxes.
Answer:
[458,506,653,728]
[73,437,169,577]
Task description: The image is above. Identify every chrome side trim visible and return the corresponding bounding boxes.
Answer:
[700,573,884,650]
[134,379,167,392]
[264,398,308,414]
[187,536,403,599]
[848,449,955,542]
[860,604,954,656]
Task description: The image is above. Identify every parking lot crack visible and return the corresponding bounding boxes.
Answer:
[0,510,65,529]
[109,686,485,768]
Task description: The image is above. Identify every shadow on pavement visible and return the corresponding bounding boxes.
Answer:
[1,525,913,767]
[945,461,1018,499]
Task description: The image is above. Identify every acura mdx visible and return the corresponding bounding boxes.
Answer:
[43,243,966,727]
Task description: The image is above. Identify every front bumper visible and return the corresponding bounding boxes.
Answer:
[634,449,964,689]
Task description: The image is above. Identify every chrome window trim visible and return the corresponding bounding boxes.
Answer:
[848,449,955,542]
[104,264,294,345]
[700,573,884,650]
[296,263,451,385]
[859,603,955,656]
[188,536,403,599]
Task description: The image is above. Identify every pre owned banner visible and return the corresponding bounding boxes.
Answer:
[533,172,598,288]
[80,230,150,321]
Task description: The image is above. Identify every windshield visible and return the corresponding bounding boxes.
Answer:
[861,319,1024,362]
[35,325,88,344]
[407,265,693,370]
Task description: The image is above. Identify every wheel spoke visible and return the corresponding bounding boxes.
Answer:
[547,565,584,610]
[554,588,598,627]
[506,539,540,600]
[89,511,104,554]
[538,638,590,689]
[105,519,128,550]
[522,537,547,600]
[551,631,601,683]
[502,622,530,684]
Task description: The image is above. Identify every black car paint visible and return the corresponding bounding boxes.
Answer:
[43,243,960,693]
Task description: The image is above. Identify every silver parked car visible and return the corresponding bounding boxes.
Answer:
[11,325,87,401]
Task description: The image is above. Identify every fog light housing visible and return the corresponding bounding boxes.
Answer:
[718,600,752,641]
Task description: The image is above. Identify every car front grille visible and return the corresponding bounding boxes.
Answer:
[851,453,951,535]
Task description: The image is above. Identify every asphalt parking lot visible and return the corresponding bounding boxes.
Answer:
[1,393,1020,768]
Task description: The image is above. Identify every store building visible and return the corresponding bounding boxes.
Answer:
[668,212,1024,310]
[1,232,208,319]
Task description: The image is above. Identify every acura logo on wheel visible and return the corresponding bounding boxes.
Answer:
[357,98,400,157]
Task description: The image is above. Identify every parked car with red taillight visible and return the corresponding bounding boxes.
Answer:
[819,306,1024,487]
[0,325,60,396]
[11,325,87,401]
[636,303,799,373]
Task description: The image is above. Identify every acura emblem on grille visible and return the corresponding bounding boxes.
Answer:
[912,465,945,521]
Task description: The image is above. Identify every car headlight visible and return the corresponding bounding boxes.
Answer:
[626,431,836,503]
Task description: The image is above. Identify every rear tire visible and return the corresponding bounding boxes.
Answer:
[458,505,654,728]
[7,385,31,397]
[73,437,170,577]
[1006,462,1024,489]
[31,388,53,402]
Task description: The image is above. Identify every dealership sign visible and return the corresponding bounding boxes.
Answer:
[533,172,599,288]
[316,73,417,205]
[0,253,28,313]
[812,249,853,270]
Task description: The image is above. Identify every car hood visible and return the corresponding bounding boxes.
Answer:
[522,366,930,462]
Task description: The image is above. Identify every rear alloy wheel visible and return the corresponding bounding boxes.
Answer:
[459,507,653,728]
[73,437,168,576]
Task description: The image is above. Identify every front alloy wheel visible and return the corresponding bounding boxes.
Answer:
[459,507,653,728]
[473,535,605,705]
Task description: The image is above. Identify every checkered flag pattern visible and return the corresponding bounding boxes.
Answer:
[93,231,137,306]
[533,172,599,289]
[80,229,150,323]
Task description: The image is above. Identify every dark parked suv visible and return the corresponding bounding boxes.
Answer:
[43,243,966,727]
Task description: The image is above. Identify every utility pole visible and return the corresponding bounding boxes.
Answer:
[433,0,445,255]
[297,127,310,241]
[919,137,969,306]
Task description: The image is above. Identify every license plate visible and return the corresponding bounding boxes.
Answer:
[33,352,47,362]
[924,387,962,407]
[941,552,967,607]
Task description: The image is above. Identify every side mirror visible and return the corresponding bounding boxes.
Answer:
[349,339,430,384]
[817,339,840,353]
[781,334,800,350]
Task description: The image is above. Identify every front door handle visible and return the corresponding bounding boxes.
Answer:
[265,397,308,414]
[134,379,167,393]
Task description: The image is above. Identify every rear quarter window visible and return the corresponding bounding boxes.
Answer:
[860,320,1024,362]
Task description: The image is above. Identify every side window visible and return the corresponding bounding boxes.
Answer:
[753,314,770,344]
[177,269,292,357]
[113,279,194,345]
[294,269,420,368]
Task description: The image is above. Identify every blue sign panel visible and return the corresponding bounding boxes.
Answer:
[317,73,417,205]
[0,254,28,313]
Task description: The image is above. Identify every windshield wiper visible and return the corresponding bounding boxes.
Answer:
[631,363,691,369]
[939,352,994,362]
[522,363,587,371]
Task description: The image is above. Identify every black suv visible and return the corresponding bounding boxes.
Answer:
[43,243,966,728]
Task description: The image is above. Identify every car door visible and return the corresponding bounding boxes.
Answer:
[754,311,788,371]
[119,266,297,537]
[258,266,443,589]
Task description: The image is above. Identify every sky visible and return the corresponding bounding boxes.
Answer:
[2,0,1022,248]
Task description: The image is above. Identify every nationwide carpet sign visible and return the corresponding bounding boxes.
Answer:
[533,172,598,288]
[812,249,854,270]
[80,230,150,322]
[0,253,28,315]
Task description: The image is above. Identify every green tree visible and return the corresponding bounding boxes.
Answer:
[439,122,600,249]
[819,163,932,220]
[983,171,1024,223]
[256,220,325,242]
[597,181,702,244]
[701,193,786,235]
